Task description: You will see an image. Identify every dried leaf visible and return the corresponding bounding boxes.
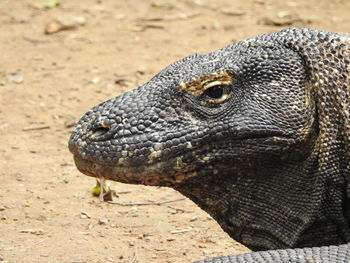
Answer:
[32,0,60,9]
[92,178,115,201]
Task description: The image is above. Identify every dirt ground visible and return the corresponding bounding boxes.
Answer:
[1,0,349,262]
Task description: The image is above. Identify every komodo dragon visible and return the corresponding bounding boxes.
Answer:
[68,28,350,262]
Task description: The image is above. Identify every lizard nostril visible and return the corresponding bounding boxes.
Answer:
[91,124,111,138]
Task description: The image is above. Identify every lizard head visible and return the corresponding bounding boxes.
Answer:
[69,39,314,186]
[69,28,350,251]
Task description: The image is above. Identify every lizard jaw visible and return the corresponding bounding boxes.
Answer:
[73,155,198,187]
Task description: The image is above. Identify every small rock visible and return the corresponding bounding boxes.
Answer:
[44,20,62,34]
[136,66,147,75]
[64,119,76,128]
[258,13,312,27]
[44,15,86,34]
[89,77,100,84]
[130,207,138,212]
[98,217,108,224]
[80,211,91,219]
[6,74,23,84]
[114,77,131,87]
[190,216,198,222]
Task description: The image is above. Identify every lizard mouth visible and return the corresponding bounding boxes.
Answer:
[73,154,198,186]
[71,134,294,186]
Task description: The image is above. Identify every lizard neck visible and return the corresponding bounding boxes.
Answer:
[175,152,350,251]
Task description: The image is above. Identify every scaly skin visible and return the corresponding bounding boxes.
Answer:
[69,28,350,262]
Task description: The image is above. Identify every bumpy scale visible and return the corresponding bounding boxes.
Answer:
[69,28,350,262]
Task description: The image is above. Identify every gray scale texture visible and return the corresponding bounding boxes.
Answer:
[69,28,350,262]
[196,244,350,263]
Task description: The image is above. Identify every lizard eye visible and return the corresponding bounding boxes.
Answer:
[205,85,225,99]
[202,83,231,104]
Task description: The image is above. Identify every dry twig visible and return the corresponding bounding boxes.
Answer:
[22,125,50,131]
[108,197,185,206]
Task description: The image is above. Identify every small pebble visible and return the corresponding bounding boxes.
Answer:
[90,77,100,84]
[6,74,23,84]
[190,216,198,222]
[98,217,108,224]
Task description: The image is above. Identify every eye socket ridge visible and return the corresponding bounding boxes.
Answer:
[202,81,232,104]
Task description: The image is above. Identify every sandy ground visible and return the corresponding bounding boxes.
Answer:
[1,0,349,262]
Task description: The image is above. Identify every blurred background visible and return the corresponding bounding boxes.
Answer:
[1,0,349,262]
